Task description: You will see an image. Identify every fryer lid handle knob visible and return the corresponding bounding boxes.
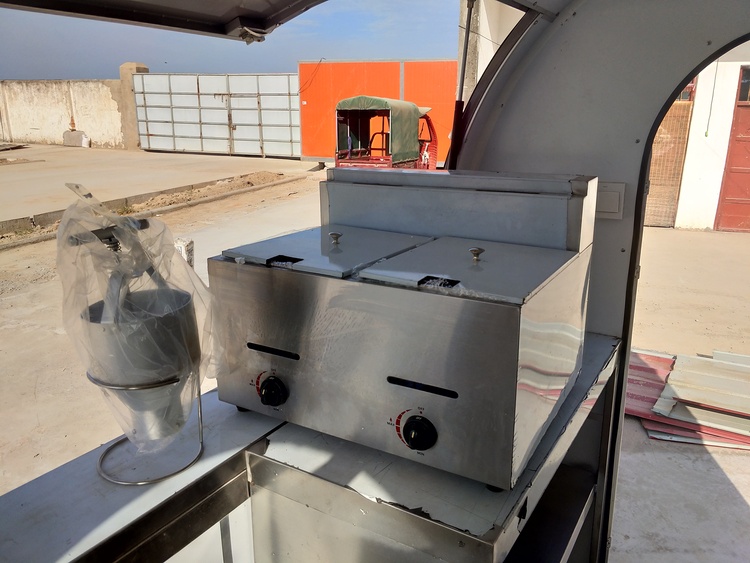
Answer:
[469,247,485,262]
[329,232,342,245]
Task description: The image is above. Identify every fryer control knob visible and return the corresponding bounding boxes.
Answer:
[403,415,438,451]
[259,376,288,407]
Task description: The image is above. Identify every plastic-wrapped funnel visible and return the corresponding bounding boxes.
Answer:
[58,188,214,483]
[84,288,200,444]
[85,288,200,384]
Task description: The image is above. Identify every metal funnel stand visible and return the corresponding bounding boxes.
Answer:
[89,373,204,486]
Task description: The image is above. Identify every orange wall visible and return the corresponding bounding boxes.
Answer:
[299,60,457,163]
[404,60,458,164]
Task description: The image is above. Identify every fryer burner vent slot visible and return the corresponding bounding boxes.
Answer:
[247,342,300,361]
[387,376,459,399]
[418,276,460,289]
[267,255,303,268]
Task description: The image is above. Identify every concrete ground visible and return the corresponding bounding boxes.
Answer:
[0,144,314,224]
[610,227,750,562]
[0,147,749,561]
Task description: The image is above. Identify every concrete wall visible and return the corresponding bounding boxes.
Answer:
[0,62,147,150]
[0,85,8,141]
[119,62,149,151]
[674,59,746,229]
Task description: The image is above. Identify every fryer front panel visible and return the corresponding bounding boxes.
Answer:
[209,257,521,487]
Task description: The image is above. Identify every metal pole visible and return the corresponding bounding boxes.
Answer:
[447,0,475,169]
[457,0,475,104]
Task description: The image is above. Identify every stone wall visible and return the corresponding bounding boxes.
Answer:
[0,62,148,150]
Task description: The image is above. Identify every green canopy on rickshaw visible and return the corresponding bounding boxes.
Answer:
[336,95,427,164]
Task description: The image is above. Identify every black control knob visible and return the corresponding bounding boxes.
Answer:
[402,415,438,451]
[259,376,288,407]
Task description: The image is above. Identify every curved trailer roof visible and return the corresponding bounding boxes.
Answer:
[0,0,326,42]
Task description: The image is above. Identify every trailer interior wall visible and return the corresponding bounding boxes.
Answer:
[458,0,750,338]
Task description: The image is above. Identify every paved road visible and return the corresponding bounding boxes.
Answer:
[0,144,314,223]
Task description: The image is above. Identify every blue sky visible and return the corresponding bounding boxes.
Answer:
[0,1,460,79]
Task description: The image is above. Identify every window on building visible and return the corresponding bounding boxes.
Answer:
[739,67,750,103]
[677,78,697,101]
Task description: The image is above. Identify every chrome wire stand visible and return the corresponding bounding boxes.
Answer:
[87,372,204,486]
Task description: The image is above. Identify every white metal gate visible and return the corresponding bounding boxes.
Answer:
[133,73,300,157]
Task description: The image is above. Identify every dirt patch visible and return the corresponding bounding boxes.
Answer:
[0,171,286,245]
[0,173,319,298]
[129,171,283,211]
[0,250,57,295]
[0,158,31,166]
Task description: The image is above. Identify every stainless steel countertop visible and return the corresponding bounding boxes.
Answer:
[0,391,281,563]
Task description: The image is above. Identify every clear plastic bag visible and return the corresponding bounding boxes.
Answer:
[57,185,212,452]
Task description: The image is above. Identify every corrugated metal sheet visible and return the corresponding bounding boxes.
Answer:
[624,350,675,419]
[652,355,750,418]
[643,420,750,449]
[134,73,300,157]
[625,351,750,445]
